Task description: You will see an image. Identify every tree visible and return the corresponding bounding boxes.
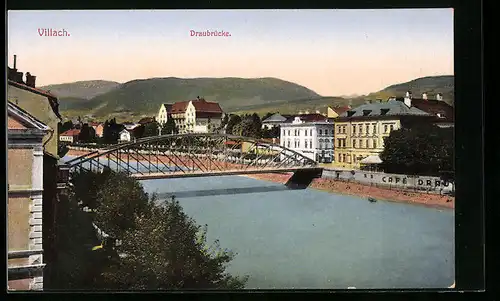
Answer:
[58,120,74,133]
[78,123,96,143]
[143,121,160,137]
[94,172,152,238]
[379,124,454,177]
[54,170,248,290]
[261,112,275,122]
[103,119,124,144]
[101,197,248,290]
[226,115,242,135]
[239,113,262,138]
[161,118,178,135]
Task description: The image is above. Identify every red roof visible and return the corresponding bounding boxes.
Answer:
[286,113,329,123]
[171,98,223,114]
[89,122,102,127]
[331,105,351,115]
[60,129,81,136]
[411,99,454,122]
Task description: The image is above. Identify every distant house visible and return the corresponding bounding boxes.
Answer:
[119,129,132,142]
[327,105,351,118]
[157,104,173,125]
[59,129,81,143]
[89,122,104,137]
[170,97,224,133]
[261,113,291,130]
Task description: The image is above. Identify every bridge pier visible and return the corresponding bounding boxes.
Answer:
[285,168,323,189]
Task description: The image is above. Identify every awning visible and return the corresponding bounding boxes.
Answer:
[359,155,382,164]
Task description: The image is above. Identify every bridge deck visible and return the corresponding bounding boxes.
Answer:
[130,167,323,180]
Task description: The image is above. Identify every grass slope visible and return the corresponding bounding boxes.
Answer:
[59,77,321,117]
[41,80,121,100]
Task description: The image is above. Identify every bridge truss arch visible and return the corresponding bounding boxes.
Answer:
[66,133,322,180]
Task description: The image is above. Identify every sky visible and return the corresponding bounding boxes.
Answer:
[7,9,454,96]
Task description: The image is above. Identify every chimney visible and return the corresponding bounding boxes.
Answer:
[404,91,412,107]
[26,72,37,88]
[422,92,428,100]
[13,55,17,70]
[436,93,443,101]
[298,111,303,115]
[388,96,396,102]
[315,110,321,114]
[304,110,310,114]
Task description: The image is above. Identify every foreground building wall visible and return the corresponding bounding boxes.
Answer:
[7,104,50,290]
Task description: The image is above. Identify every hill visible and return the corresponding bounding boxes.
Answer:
[40,80,121,100]
[58,77,321,117]
[357,75,454,105]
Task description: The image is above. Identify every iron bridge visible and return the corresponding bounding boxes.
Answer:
[65,134,323,186]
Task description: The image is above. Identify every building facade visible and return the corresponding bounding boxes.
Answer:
[7,102,51,291]
[59,129,81,143]
[280,116,334,163]
[170,97,224,133]
[89,122,104,137]
[119,129,132,142]
[327,105,351,118]
[157,104,173,125]
[8,56,64,291]
[334,96,435,168]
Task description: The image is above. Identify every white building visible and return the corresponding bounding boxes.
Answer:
[170,97,224,133]
[279,116,335,163]
[119,129,131,142]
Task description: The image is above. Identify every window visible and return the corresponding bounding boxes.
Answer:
[374,123,378,134]
[343,126,347,134]
[361,140,365,148]
[298,130,301,136]
[360,125,363,134]
[325,129,328,136]
[282,130,285,136]
[338,153,342,162]
[287,140,291,148]
[319,129,323,135]
[343,154,346,162]
[353,125,357,135]
[373,139,377,148]
[305,140,308,148]
[310,129,313,136]
[384,125,388,133]
[390,124,394,132]
[365,124,369,134]
[353,139,357,148]
[309,139,313,148]
[288,130,291,136]
[305,130,308,136]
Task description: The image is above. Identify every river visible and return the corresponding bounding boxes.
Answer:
[64,155,455,289]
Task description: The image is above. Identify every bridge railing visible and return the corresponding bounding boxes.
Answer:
[67,134,318,176]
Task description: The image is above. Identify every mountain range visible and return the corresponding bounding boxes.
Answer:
[41,75,454,120]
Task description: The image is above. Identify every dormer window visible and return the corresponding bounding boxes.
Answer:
[380,109,390,115]
[362,110,372,116]
[347,111,355,117]
[437,113,446,118]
